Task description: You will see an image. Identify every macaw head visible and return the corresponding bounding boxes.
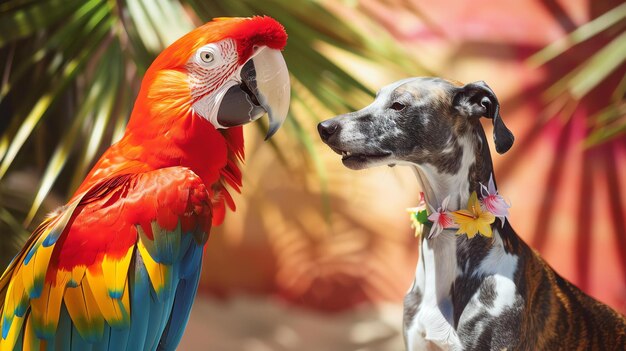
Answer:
[129,16,289,139]
[122,16,289,225]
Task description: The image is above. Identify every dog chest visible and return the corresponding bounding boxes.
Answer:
[404,233,523,350]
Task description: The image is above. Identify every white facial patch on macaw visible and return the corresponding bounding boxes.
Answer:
[188,39,240,128]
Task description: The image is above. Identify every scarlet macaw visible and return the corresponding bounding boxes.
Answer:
[0,16,289,351]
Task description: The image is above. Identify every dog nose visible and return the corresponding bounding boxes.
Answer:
[318,120,339,142]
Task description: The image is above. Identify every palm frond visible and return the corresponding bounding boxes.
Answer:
[0,0,423,248]
[527,3,626,146]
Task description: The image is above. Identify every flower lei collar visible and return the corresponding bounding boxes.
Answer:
[408,174,511,239]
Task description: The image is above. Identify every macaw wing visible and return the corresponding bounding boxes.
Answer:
[0,167,211,351]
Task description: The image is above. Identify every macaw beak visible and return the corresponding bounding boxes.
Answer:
[216,48,290,139]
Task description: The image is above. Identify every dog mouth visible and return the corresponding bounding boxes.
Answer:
[329,146,392,169]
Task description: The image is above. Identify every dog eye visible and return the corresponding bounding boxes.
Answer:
[390,102,405,111]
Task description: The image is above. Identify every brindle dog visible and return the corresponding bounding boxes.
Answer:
[318,77,626,351]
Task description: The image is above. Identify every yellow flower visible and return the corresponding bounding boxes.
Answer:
[452,191,495,238]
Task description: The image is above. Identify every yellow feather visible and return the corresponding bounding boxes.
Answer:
[64,281,104,341]
[29,274,67,338]
[137,240,169,299]
[0,314,24,351]
[20,197,82,298]
[22,314,39,351]
[2,268,23,322]
[85,265,129,328]
[21,243,55,299]
[19,201,77,298]
[10,270,26,314]
[101,247,133,298]
[0,195,82,350]
[68,265,86,287]
[119,277,130,323]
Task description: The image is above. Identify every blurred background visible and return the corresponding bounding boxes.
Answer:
[0,0,624,350]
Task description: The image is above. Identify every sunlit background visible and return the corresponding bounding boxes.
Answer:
[0,0,624,350]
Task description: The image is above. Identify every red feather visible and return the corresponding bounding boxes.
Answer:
[52,168,212,271]
[60,16,289,265]
[0,16,288,350]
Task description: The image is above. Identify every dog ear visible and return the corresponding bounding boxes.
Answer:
[454,81,514,154]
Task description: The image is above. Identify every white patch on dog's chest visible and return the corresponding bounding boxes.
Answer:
[489,275,518,315]
[473,236,520,317]
[457,234,522,347]
[407,305,462,351]
[405,233,463,351]
[405,232,521,351]
[475,233,519,278]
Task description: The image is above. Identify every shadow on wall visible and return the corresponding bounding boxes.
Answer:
[199,126,421,312]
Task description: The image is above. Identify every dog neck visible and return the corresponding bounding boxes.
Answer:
[410,126,520,252]
[405,127,521,346]
[412,126,494,211]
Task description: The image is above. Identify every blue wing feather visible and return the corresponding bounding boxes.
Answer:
[107,324,130,351]
[125,258,150,351]
[148,266,178,351]
[70,325,93,351]
[43,334,56,351]
[91,325,109,351]
[156,241,203,351]
[53,306,71,350]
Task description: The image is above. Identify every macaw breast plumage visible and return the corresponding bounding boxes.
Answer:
[0,16,289,351]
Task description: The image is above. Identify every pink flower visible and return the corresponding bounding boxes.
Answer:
[427,195,455,239]
[480,174,511,227]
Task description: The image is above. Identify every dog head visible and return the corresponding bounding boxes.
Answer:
[317,77,513,172]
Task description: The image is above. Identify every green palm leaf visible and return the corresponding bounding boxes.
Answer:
[0,0,424,252]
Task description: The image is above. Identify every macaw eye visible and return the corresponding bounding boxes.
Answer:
[200,51,214,63]
[196,44,221,66]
